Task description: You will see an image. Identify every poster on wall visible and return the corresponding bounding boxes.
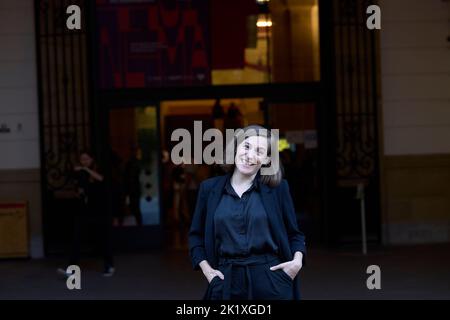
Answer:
[96,0,211,88]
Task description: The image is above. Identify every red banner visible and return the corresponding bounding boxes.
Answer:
[96,0,211,88]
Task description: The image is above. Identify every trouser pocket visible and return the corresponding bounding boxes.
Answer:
[203,276,223,300]
[278,269,293,282]
[263,268,293,300]
[270,269,292,285]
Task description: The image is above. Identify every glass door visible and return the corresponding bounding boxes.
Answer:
[108,105,162,249]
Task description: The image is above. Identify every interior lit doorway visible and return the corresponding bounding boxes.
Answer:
[159,98,266,249]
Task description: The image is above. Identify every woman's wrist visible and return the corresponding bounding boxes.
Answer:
[293,251,303,266]
[199,260,213,275]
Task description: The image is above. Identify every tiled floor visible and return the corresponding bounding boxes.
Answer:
[1,244,449,300]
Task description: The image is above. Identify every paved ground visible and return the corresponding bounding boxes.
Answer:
[0,244,449,300]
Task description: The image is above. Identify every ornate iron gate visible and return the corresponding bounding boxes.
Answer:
[35,0,92,253]
[331,0,381,245]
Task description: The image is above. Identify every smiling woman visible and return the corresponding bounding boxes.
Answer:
[188,125,306,300]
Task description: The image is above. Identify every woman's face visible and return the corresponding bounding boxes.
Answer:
[80,153,93,168]
[235,135,270,176]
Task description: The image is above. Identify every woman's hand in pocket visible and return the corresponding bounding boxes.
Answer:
[199,260,224,283]
[270,252,303,280]
[204,269,225,283]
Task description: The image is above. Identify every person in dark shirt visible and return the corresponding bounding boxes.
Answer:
[57,151,115,277]
[189,125,306,300]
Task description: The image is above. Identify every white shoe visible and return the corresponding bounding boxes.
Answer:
[56,268,71,278]
[102,267,115,277]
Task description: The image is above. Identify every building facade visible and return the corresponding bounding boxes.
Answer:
[0,0,448,258]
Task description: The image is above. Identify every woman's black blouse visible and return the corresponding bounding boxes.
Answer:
[214,176,278,258]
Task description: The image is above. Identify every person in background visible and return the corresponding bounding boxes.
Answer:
[224,103,243,130]
[57,150,115,277]
[185,161,199,223]
[110,149,125,227]
[171,163,190,249]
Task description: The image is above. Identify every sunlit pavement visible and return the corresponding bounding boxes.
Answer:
[1,244,449,300]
